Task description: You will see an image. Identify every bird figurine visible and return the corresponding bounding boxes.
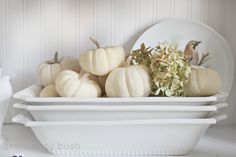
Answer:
[184,40,201,65]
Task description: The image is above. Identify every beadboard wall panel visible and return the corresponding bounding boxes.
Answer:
[0,0,6,72]
[61,0,77,57]
[0,0,236,123]
[24,0,41,84]
[78,0,94,53]
[225,0,236,123]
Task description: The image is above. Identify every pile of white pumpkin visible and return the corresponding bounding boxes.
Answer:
[37,38,222,98]
[38,38,151,98]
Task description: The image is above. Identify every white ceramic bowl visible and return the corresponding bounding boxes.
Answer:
[14,103,227,121]
[12,114,226,156]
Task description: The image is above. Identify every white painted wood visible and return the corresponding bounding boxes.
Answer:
[207,0,222,34]
[0,0,235,123]
[138,0,154,36]
[0,0,6,69]
[24,0,41,85]
[224,0,236,124]
[61,0,77,57]
[7,0,25,91]
[95,0,112,47]
[174,0,189,18]
[78,0,94,52]
[191,0,205,22]
[41,0,59,60]
[114,0,136,52]
[156,0,172,19]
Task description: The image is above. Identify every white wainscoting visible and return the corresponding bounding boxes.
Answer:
[0,0,236,123]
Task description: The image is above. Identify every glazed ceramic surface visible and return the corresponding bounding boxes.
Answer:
[13,85,227,106]
[12,114,226,156]
[13,103,227,121]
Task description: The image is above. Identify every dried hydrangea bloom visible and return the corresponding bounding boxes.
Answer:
[131,42,191,96]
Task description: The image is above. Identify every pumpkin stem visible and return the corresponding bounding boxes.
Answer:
[54,52,59,63]
[89,37,101,48]
[45,52,59,64]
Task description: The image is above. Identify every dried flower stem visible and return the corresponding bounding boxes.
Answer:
[122,55,133,67]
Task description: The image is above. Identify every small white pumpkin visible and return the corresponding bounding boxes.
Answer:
[80,69,107,94]
[79,37,125,76]
[105,64,151,97]
[55,70,101,97]
[185,65,222,96]
[37,52,80,87]
[39,85,59,97]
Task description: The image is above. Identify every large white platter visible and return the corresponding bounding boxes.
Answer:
[132,19,234,95]
[13,85,227,105]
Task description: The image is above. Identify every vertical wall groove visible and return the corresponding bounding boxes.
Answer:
[170,0,173,18]
[204,0,209,24]
[4,0,8,71]
[156,0,159,22]
[39,0,44,61]
[5,0,8,73]
[57,0,62,55]
[188,0,192,19]
[152,0,156,23]
[135,0,140,33]
[77,0,81,56]
[170,0,176,18]
[75,0,79,57]
[110,0,114,45]
[220,0,225,35]
[23,0,26,86]
[93,0,97,41]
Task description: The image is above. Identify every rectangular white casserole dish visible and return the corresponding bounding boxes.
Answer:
[12,114,226,156]
[13,85,227,105]
[13,103,227,120]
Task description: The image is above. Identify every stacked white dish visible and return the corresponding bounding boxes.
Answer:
[12,19,234,156]
[13,85,228,121]
[13,84,228,156]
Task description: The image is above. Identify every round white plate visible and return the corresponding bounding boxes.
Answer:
[132,19,234,95]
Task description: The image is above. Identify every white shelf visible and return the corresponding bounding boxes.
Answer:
[0,124,235,157]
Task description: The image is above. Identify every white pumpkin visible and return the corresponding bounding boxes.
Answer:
[80,69,107,94]
[55,70,101,97]
[37,52,80,87]
[105,65,151,97]
[185,65,222,96]
[79,37,125,76]
[39,85,59,97]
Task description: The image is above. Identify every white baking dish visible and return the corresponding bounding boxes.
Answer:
[13,103,227,121]
[12,114,226,156]
[13,85,227,106]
